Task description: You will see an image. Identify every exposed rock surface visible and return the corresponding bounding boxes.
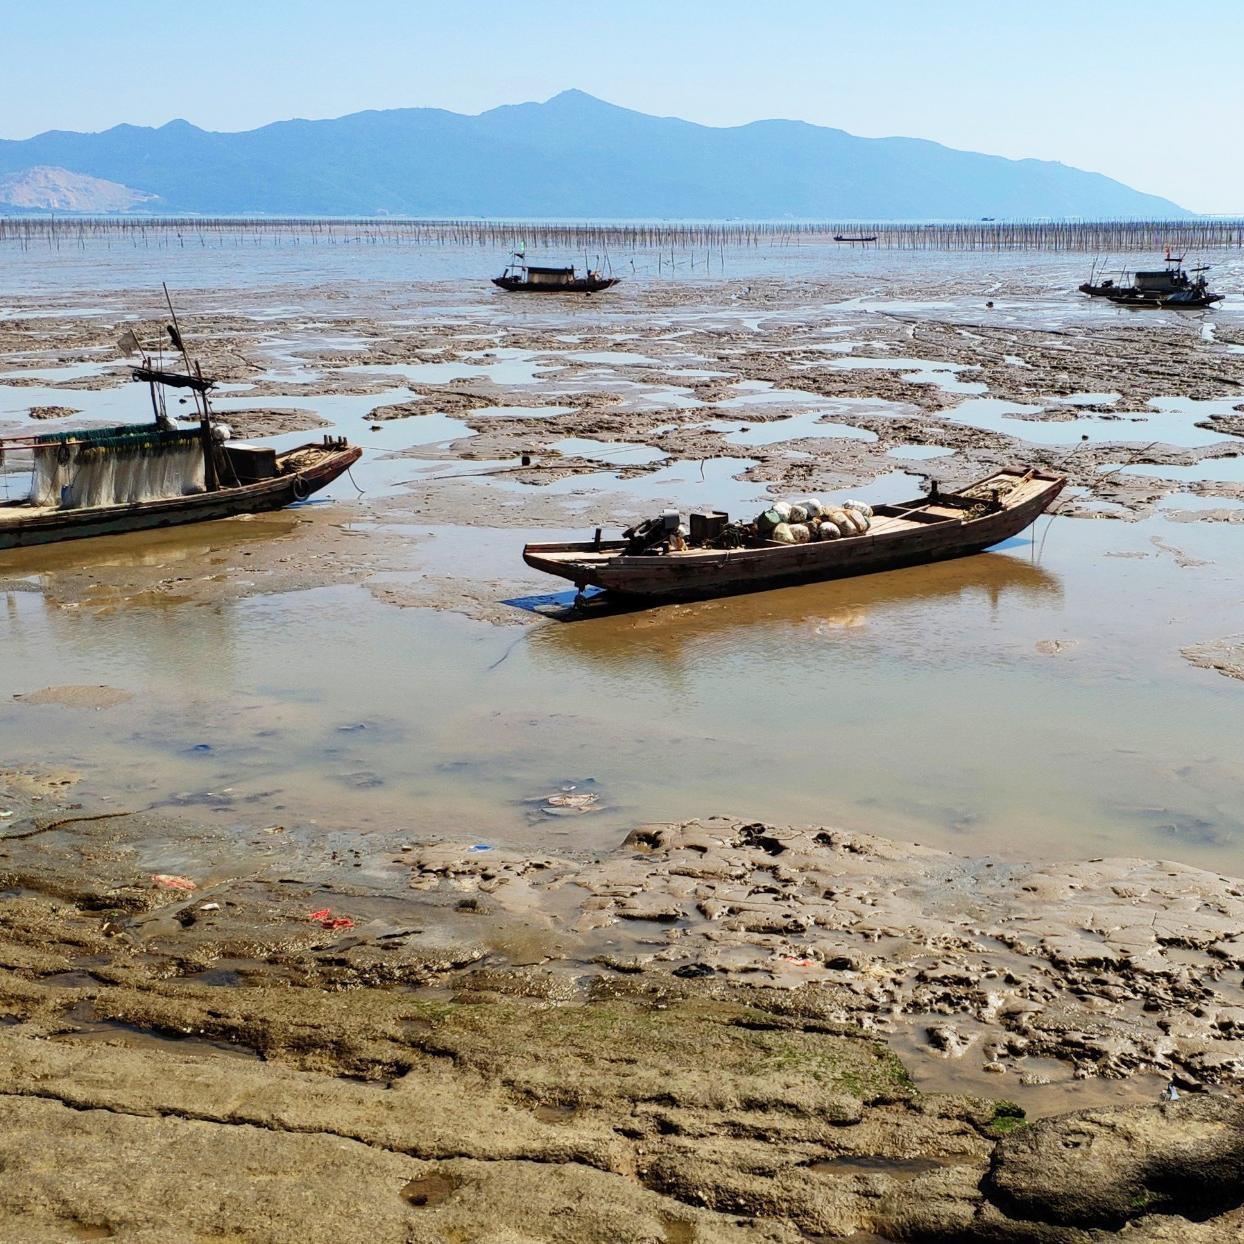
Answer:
[986,1096,1244,1230]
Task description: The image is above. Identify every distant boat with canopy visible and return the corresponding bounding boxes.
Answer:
[1079,250,1225,308]
[492,246,619,294]
[0,288,360,551]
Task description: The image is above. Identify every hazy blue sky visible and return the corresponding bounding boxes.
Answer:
[5,1,1241,212]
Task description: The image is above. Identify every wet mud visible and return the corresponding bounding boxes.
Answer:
[3,771,1244,1241]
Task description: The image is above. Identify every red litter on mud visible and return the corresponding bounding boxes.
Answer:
[151,874,196,892]
[308,907,355,932]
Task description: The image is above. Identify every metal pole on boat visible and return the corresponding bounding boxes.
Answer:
[162,283,218,492]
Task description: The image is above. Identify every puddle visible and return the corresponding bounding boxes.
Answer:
[563,350,663,367]
[1052,392,1120,407]
[1102,457,1244,483]
[708,410,878,446]
[469,405,577,420]
[942,397,1233,448]
[549,438,668,465]
[713,381,831,409]
[0,361,114,383]
[1158,493,1244,511]
[815,355,985,395]
[343,358,553,386]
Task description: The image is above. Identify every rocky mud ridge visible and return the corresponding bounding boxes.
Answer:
[1,769,1243,1241]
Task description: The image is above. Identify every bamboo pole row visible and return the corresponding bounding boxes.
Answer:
[2,216,1243,253]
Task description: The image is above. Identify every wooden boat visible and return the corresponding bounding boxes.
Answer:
[492,254,619,294]
[0,291,361,551]
[1078,278,1122,297]
[523,468,1065,603]
[833,234,878,243]
[0,435,360,551]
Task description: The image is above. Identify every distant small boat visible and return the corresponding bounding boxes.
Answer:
[524,468,1065,604]
[833,234,878,243]
[493,253,618,294]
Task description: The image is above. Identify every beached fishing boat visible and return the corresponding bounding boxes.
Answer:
[492,252,619,294]
[1080,254,1223,306]
[0,429,360,551]
[0,296,360,551]
[523,468,1065,604]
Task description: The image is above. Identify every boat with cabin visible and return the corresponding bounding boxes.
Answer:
[492,252,619,294]
[523,468,1065,605]
[0,298,360,551]
[1080,253,1224,307]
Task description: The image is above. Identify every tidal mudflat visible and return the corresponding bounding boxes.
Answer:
[2,240,1244,1240]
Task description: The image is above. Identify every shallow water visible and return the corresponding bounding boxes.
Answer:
[939,397,1236,449]
[708,410,878,446]
[1104,457,1244,483]
[3,505,1244,872]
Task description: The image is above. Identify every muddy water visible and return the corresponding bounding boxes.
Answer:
[2,244,1244,878]
[2,504,1243,871]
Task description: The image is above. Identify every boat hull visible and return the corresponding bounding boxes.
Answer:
[492,276,620,294]
[524,474,1064,601]
[0,443,361,551]
[1106,292,1224,309]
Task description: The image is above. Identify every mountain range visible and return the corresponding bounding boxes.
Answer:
[0,90,1188,219]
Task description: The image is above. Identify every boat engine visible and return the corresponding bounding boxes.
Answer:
[623,509,682,554]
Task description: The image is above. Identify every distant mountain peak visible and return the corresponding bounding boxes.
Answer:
[546,88,598,104]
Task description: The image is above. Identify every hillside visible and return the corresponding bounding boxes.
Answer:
[0,91,1188,219]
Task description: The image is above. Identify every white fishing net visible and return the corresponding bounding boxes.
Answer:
[30,432,205,510]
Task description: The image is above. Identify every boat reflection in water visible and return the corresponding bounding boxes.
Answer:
[0,509,306,580]
[526,549,1062,679]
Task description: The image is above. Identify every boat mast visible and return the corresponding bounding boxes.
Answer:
[162,282,218,492]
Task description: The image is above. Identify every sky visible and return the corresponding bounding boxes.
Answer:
[3,0,1241,213]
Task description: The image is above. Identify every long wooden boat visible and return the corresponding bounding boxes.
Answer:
[524,468,1065,602]
[0,437,361,551]
[0,288,362,552]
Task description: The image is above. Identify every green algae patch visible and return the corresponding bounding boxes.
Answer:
[412,996,911,1119]
[987,1100,1028,1135]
